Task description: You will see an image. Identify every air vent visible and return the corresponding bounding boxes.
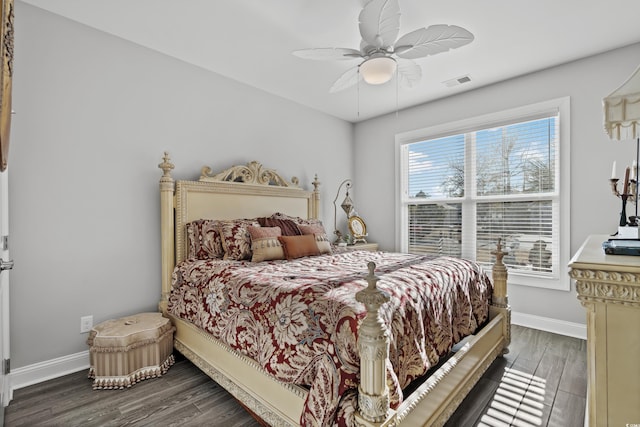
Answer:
[443,75,472,87]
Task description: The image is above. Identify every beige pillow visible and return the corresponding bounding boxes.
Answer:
[313,233,332,255]
[249,226,285,262]
[251,238,285,262]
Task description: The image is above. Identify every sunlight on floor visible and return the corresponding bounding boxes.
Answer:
[477,367,546,427]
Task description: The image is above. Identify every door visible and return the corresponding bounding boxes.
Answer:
[0,0,12,421]
[0,168,11,426]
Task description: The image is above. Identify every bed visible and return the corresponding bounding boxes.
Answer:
[158,153,511,426]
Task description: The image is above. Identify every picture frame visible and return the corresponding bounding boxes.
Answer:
[347,215,368,243]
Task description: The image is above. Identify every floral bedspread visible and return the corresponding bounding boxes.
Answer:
[168,250,492,426]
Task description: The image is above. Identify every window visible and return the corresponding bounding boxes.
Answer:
[396,98,570,290]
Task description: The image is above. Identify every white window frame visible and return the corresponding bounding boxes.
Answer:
[395,97,571,291]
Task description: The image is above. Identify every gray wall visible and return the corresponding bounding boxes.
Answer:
[353,42,640,324]
[11,2,640,370]
[9,3,353,369]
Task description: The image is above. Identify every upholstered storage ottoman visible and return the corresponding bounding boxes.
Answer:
[87,312,175,390]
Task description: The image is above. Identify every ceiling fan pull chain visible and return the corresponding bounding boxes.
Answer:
[396,73,399,118]
[357,67,361,119]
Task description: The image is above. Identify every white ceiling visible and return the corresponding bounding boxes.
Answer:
[21,0,640,123]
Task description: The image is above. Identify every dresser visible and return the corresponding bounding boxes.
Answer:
[568,234,640,427]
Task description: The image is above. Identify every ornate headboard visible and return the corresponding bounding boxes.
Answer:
[158,153,320,311]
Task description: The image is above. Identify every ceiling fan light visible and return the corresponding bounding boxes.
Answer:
[360,56,397,85]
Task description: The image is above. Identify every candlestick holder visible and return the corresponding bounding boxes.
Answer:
[610,175,638,226]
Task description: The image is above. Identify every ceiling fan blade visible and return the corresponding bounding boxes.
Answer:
[293,48,363,61]
[396,58,422,87]
[395,25,474,59]
[329,66,361,93]
[358,0,400,49]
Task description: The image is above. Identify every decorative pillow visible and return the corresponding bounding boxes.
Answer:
[258,217,301,236]
[248,226,281,239]
[218,219,260,261]
[298,224,332,254]
[185,219,224,260]
[249,226,285,262]
[298,224,326,235]
[313,233,332,255]
[270,212,323,227]
[269,212,301,221]
[278,234,321,260]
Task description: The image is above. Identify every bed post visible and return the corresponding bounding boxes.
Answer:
[158,152,175,314]
[311,174,320,219]
[355,262,396,426]
[490,238,511,353]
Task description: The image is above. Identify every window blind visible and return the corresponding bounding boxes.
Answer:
[404,113,560,279]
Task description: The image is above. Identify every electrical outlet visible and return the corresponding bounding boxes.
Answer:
[80,315,93,333]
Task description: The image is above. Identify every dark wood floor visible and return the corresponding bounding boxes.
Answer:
[444,325,587,427]
[4,325,586,426]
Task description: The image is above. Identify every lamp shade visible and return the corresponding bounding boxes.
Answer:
[360,56,397,85]
[603,64,640,140]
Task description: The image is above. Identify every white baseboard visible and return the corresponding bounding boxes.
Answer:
[8,350,89,400]
[512,311,587,340]
[5,312,586,401]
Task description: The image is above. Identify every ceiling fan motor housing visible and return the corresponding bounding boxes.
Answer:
[359,54,397,85]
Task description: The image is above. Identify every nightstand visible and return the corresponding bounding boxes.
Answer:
[344,242,379,252]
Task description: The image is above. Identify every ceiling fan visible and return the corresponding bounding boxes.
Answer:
[293,0,474,93]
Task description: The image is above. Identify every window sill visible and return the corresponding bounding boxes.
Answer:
[486,267,571,291]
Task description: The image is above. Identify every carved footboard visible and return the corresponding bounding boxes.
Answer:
[354,241,511,426]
